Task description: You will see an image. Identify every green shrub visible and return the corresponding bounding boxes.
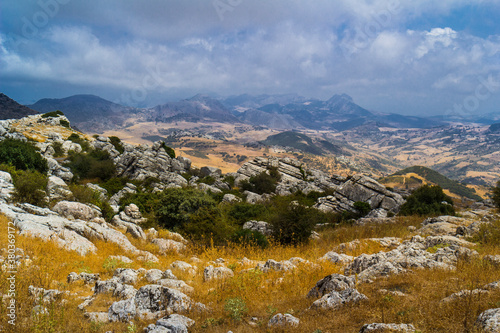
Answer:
[224,297,248,321]
[109,136,125,154]
[11,169,48,206]
[41,110,64,118]
[100,177,128,196]
[52,142,64,157]
[493,180,500,209]
[160,142,176,158]
[399,185,455,216]
[67,133,90,151]
[157,187,216,230]
[198,176,216,185]
[228,202,267,225]
[269,200,321,245]
[0,139,48,173]
[240,167,281,194]
[181,206,236,245]
[59,119,70,128]
[353,201,371,217]
[66,150,116,181]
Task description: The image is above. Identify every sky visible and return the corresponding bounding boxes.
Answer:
[1,0,500,117]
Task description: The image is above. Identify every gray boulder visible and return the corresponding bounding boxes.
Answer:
[476,308,500,333]
[146,314,195,333]
[52,201,100,221]
[47,176,72,201]
[268,313,299,328]
[151,238,186,254]
[307,273,356,298]
[311,288,368,309]
[0,171,14,203]
[108,297,136,322]
[110,204,146,239]
[242,220,272,236]
[359,323,416,332]
[203,265,234,282]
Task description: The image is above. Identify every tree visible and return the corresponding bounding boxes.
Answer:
[157,187,216,229]
[492,180,500,209]
[399,185,455,216]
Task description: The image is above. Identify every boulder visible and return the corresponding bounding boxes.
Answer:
[0,171,14,203]
[311,288,368,309]
[199,166,222,178]
[146,314,195,333]
[476,308,500,333]
[242,220,272,236]
[307,273,356,298]
[359,323,416,332]
[114,268,138,285]
[268,313,299,328]
[110,204,147,239]
[152,238,186,253]
[52,201,100,221]
[203,265,234,281]
[108,297,136,322]
[222,193,242,204]
[47,176,72,201]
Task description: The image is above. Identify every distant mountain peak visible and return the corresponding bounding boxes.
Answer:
[327,93,354,104]
[0,93,38,120]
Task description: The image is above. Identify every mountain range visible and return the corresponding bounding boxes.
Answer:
[23,93,452,132]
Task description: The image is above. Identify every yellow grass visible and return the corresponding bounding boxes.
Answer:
[1,213,500,332]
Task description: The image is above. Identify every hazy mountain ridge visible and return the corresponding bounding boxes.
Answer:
[0,93,38,120]
[28,94,139,133]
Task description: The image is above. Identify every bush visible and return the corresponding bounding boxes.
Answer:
[66,150,116,181]
[0,139,48,173]
[228,202,267,225]
[399,185,455,216]
[493,180,500,209]
[353,201,371,217]
[52,142,64,157]
[67,133,90,151]
[41,110,64,118]
[109,136,125,154]
[59,119,70,128]
[157,187,216,230]
[69,184,114,221]
[11,169,48,206]
[100,177,128,196]
[160,142,176,158]
[240,167,281,194]
[269,200,321,245]
[224,297,248,321]
[181,206,236,245]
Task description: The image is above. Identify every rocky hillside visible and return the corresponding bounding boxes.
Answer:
[1,114,500,332]
[28,94,138,133]
[0,93,38,120]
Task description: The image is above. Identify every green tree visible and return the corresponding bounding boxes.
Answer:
[12,169,48,206]
[240,167,281,194]
[399,185,455,216]
[0,139,48,173]
[157,187,216,229]
[492,180,500,209]
[269,200,320,245]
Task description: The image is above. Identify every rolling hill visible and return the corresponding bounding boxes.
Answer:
[380,166,483,200]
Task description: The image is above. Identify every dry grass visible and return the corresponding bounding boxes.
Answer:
[1,213,499,332]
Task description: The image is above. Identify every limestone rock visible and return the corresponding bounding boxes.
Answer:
[0,171,14,203]
[108,297,136,322]
[152,238,186,254]
[146,314,195,333]
[52,201,101,221]
[319,252,354,265]
[114,268,138,285]
[311,288,368,309]
[476,308,500,333]
[359,323,416,332]
[110,204,147,239]
[268,313,299,328]
[158,279,194,294]
[222,193,242,204]
[203,265,234,282]
[47,176,72,201]
[200,166,222,178]
[170,261,197,275]
[307,273,356,298]
[242,220,272,236]
[145,269,164,283]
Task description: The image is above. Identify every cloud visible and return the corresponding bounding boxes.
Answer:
[0,0,499,114]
